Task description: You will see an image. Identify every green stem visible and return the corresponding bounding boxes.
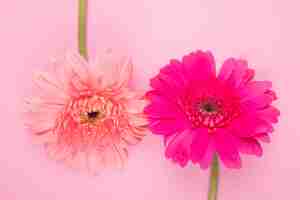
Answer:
[78,0,88,59]
[208,155,219,200]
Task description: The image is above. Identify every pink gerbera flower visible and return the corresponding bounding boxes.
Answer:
[24,52,147,172]
[144,50,279,169]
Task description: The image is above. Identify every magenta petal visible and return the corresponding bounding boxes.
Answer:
[190,128,210,163]
[214,130,242,169]
[230,115,274,138]
[241,94,274,110]
[160,59,187,88]
[144,102,181,119]
[149,119,188,135]
[255,133,271,143]
[144,94,183,119]
[165,131,191,156]
[257,106,280,123]
[227,60,248,87]
[150,76,182,99]
[150,75,183,99]
[265,89,278,100]
[150,59,187,99]
[165,130,196,167]
[182,50,216,81]
[237,138,263,157]
[218,58,248,87]
[198,139,215,169]
[218,58,236,80]
[145,93,188,135]
[240,69,255,85]
[239,81,272,100]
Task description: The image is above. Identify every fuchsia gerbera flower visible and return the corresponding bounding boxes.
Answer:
[24,52,147,172]
[144,50,279,169]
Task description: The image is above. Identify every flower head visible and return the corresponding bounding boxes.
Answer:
[24,52,147,172]
[144,50,279,169]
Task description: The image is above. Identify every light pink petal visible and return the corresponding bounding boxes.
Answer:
[109,144,129,169]
[32,71,68,102]
[182,50,216,81]
[65,151,88,170]
[46,143,73,162]
[49,57,74,90]
[24,100,61,138]
[24,98,62,118]
[236,138,263,157]
[88,53,114,89]
[25,120,53,135]
[119,127,146,146]
[214,130,242,169]
[127,99,148,114]
[128,114,148,127]
[65,52,89,81]
[95,53,132,89]
[86,150,105,173]
[29,131,57,144]
[115,57,133,88]
[117,88,145,100]
[66,52,88,68]
[87,145,129,173]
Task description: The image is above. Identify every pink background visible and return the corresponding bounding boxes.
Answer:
[1,0,299,199]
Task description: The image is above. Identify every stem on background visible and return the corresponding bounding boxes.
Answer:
[78,0,88,59]
[208,155,219,200]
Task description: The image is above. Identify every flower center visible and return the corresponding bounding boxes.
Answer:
[79,109,105,124]
[87,111,100,119]
[62,94,109,125]
[184,96,240,130]
[200,102,218,113]
[53,92,130,149]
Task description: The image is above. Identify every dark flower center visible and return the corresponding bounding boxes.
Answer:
[79,109,104,124]
[87,111,100,119]
[201,102,218,113]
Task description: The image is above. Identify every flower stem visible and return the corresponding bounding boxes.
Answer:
[208,155,219,200]
[78,0,88,59]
